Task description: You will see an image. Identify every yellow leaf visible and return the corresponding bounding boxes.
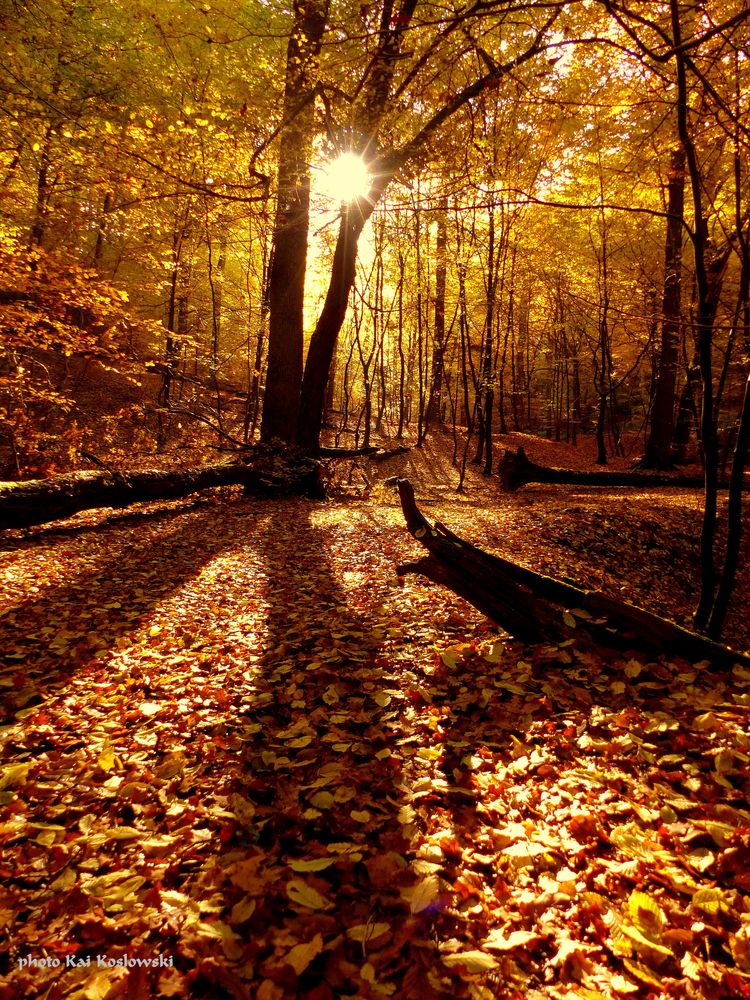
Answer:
[609,973,640,993]
[310,791,334,810]
[196,920,243,960]
[36,828,62,847]
[51,867,77,891]
[138,701,161,716]
[286,880,331,910]
[401,874,440,914]
[104,826,141,841]
[692,887,730,914]
[714,750,734,773]
[230,897,256,923]
[84,970,119,999]
[97,747,120,772]
[285,933,323,975]
[85,873,146,903]
[442,950,498,971]
[156,752,186,780]
[229,793,256,826]
[287,736,312,749]
[686,847,714,872]
[0,763,31,790]
[628,890,665,933]
[620,924,672,957]
[289,857,336,872]
[347,922,390,943]
[148,625,161,637]
[624,660,643,678]
[141,834,177,854]
[623,957,665,987]
[350,809,371,823]
[483,928,540,951]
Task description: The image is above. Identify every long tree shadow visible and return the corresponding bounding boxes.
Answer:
[200,502,444,999]
[0,496,247,722]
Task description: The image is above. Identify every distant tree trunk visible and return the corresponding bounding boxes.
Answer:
[642,146,686,468]
[473,205,497,470]
[396,253,407,438]
[593,169,612,465]
[29,121,55,248]
[208,223,227,374]
[707,369,750,638]
[260,0,327,445]
[157,213,191,448]
[705,96,750,639]
[92,191,112,270]
[426,197,448,427]
[497,248,515,436]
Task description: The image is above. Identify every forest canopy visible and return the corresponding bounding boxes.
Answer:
[0,0,748,485]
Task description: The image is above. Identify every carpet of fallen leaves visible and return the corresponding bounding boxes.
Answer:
[2,435,750,1000]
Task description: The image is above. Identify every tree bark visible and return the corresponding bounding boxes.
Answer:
[426,197,448,426]
[396,479,749,666]
[0,450,323,530]
[296,190,384,452]
[260,0,328,445]
[498,446,707,491]
[642,146,686,468]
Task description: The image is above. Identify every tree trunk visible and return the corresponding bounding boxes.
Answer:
[296,190,384,453]
[642,146,686,469]
[498,446,707,491]
[396,479,749,666]
[260,0,328,445]
[427,197,448,426]
[0,451,323,530]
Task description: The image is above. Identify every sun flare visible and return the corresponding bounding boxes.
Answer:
[319,151,371,203]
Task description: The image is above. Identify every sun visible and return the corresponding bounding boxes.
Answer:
[319,151,371,204]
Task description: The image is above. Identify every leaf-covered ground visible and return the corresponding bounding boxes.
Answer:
[2,438,750,999]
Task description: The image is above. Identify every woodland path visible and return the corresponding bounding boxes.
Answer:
[1,434,750,999]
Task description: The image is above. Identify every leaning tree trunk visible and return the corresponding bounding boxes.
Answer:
[498,446,707,492]
[296,185,387,453]
[396,479,749,666]
[0,449,323,530]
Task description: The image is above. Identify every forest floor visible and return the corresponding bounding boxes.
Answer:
[1,431,750,1000]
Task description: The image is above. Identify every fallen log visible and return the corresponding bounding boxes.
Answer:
[498,446,707,492]
[318,444,410,461]
[396,479,750,666]
[0,446,323,530]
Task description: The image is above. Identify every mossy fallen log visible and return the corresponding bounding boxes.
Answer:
[396,479,749,667]
[0,446,323,530]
